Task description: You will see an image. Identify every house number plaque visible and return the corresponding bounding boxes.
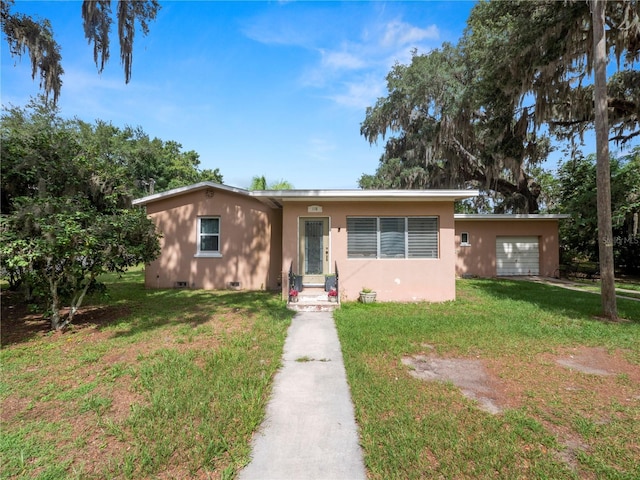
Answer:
[308,205,323,213]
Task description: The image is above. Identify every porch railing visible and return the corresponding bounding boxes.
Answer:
[288,262,294,293]
[288,262,303,293]
[287,261,339,303]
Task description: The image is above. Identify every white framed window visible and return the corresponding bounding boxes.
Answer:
[196,217,221,257]
[460,232,470,246]
[347,217,438,259]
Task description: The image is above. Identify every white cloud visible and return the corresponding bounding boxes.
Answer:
[321,49,367,70]
[243,22,309,47]
[381,20,439,48]
[327,75,385,110]
[300,46,369,88]
[312,19,440,109]
[241,8,325,48]
[243,7,442,111]
[63,68,127,93]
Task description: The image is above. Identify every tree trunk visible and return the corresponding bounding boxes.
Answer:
[591,0,618,320]
[49,276,63,330]
[68,273,96,325]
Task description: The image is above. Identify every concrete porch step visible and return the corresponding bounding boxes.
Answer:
[287,302,339,312]
[288,287,340,312]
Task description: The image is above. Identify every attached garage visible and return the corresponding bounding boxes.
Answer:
[496,236,539,276]
[454,214,569,278]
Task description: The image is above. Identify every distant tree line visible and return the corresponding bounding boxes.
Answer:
[1,97,223,214]
[553,148,640,274]
[248,175,294,191]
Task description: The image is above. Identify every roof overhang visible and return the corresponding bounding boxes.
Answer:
[132,181,250,207]
[251,189,479,208]
[454,214,570,221]
[133,182,479,209]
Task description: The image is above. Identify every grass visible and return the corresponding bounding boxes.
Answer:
[1,267,294,479]
[615,279,640,292]
[335,279,640,479]
[567,278,640,299]
[4,272,639,479]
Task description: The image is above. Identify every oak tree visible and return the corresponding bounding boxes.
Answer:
[361,43,551,213]
[465,0,639,319]
[1,0,159,102]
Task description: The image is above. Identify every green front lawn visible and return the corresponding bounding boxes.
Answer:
[1,268,294,479]
[3,272,639,479]
[335,279,640,479]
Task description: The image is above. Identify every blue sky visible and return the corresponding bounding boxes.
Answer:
[1,1,635,190]
[1,1,477,189]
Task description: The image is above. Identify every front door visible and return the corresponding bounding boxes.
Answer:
[299,217,329,285]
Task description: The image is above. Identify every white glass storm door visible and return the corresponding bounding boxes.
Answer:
[299,217,329,285]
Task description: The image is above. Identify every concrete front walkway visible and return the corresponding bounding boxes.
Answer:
[239,311,366,480]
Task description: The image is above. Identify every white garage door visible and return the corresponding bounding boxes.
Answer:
[496,236,539,276]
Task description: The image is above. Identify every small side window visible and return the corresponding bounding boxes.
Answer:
[196,217,221,257]
[460,232,470,246]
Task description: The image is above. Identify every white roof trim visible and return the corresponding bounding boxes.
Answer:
[250,189,479,202]
[454,214,570,221]
[133,182,479,207]
[132,181,250,206]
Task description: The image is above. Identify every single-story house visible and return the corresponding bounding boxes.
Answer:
[132,182,567,303]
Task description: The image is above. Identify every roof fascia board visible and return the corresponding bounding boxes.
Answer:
[454,214,570,221]
[133,184,479,207]
[132,182,250,206]
[250,189,479,202]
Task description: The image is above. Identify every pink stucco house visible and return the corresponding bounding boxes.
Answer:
[133,182,567,303]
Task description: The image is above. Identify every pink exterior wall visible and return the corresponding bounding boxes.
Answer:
[455,220,561,277]
[144,188,282,290]
[281,201,457,302]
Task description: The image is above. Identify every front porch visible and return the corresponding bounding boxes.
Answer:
[286,263,340,312]
[287,286,340,312]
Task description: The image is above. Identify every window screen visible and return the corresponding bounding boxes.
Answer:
[408,217,438,258]
[380,217,406,258]
[347,216,438,259]
[347,217,377,257]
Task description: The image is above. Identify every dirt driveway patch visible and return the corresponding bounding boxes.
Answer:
[403,346,639,414]
[402,346,640,474]
[553,346,629,376]
[402,355,503,414]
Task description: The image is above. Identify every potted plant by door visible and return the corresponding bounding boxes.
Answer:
[327,287,338,302]
[359,287,376,303]
[289,288,299,302]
